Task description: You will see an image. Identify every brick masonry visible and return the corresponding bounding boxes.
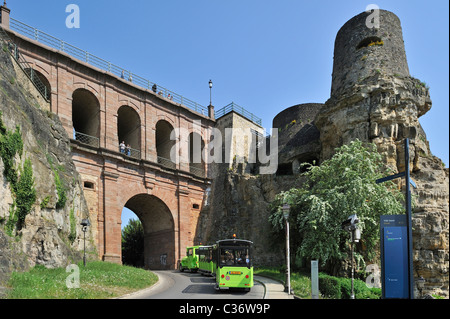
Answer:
[5,29,212,269]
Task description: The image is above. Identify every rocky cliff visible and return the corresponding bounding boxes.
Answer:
[0,35,94,292]
[198,9,448,298]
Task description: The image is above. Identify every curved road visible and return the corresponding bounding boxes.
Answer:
[122,270,265,299]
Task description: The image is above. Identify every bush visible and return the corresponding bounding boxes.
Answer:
[319,273,342,299]
[319,272,381,299]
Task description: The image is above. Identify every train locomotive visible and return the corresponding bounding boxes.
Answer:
[178,235,253,291]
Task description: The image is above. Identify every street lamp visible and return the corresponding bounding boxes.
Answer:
[81,218,90,266]
[282,203,291,295]
[209,80,213,105]
[341,214,360,299]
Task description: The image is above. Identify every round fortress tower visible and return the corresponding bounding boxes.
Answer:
[331,9,410,98]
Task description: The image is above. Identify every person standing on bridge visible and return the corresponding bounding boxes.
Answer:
[120,141,126,153]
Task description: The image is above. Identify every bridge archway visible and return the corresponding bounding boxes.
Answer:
[189,132,205,174]
[156,120,175,161]
[72,88,100,143]
[117,105,141,155]
[123,194,175,270]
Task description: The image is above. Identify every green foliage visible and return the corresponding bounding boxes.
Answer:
[53,168,67,209]
[318,273,342,298]
[15,159,36,229]
[269,139,404,270]
[318,272,381,299]
[121,218,144,267]
[0,112,36,233]
[0,113,23,189]
[68,207,77,243]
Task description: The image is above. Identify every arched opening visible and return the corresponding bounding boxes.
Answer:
[189,132,205,177]
[121,207,144,267]
[24,68,51,101]
[117,106,141,158]
[356,36,383,50]
[156,120,175,168]
[72,88,100,147]
[122,194,175,270]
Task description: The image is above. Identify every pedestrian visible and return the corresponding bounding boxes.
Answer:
[119,141,125,153]
[126,144,131,156]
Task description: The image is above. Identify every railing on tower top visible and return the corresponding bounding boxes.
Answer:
[9,18,208,116]
[215,102,262,126]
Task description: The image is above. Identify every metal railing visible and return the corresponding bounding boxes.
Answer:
[189,165,205,178]
[9,18,208,116]
[74,131,99,148]
[119,146,141,160]
[1,25,50,102]
[216,102,262,126]
[157,156,176,169]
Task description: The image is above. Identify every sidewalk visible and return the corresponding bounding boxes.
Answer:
[254,276,295,299]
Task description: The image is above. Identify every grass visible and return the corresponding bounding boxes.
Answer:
[254,267,312,299]
[254,266,381,299]
[6,261,158,299]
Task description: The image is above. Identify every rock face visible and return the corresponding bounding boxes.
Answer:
[316,10,448,297]
[0,34,94,289]
[199,9,448,298]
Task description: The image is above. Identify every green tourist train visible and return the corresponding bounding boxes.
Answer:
[178,235,253,292]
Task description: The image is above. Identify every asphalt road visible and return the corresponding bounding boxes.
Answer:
[121,270,265,299]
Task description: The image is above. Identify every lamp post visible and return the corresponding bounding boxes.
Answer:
[282,203,291,295]
[341,214,360,299]
[209,80,213,105]
[81,218,90,266]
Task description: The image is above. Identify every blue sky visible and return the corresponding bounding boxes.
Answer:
[7,0,448,228]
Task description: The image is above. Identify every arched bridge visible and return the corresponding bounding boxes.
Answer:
[2,13,214,269]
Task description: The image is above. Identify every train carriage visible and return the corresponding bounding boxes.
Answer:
[178,245,200,272]
[213,236,253,291]
[197,245,214,276]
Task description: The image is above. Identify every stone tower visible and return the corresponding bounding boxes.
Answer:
[331,9,410,98]
[316,9,449,297]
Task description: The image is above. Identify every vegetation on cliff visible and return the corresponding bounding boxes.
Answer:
[0,112,36,235]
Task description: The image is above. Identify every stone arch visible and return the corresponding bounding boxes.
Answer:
[188,131,205,175]
[117,105,141,157]
[72,88,100,146]
[155,120,176,167]
[123,194,175,270]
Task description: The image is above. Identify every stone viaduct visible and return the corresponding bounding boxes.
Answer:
[2,6,257,269]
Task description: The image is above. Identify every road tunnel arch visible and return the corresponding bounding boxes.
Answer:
[122,194,175,270]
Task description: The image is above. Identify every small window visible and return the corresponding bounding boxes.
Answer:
[356,36,383,50]
[193,203,200,209]
[84,181,95,189]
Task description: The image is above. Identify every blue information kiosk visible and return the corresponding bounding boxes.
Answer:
[380,215,409,299]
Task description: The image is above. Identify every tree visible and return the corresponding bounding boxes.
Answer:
[269,140,404,274]
[121,218,144,267]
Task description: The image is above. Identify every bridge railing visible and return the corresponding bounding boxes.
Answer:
[9,18,209,116]
[189,165,205,178]
[74,131,100,148]
[215,102,262,126]
[1,24,50,102]
[157,156,176,170]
